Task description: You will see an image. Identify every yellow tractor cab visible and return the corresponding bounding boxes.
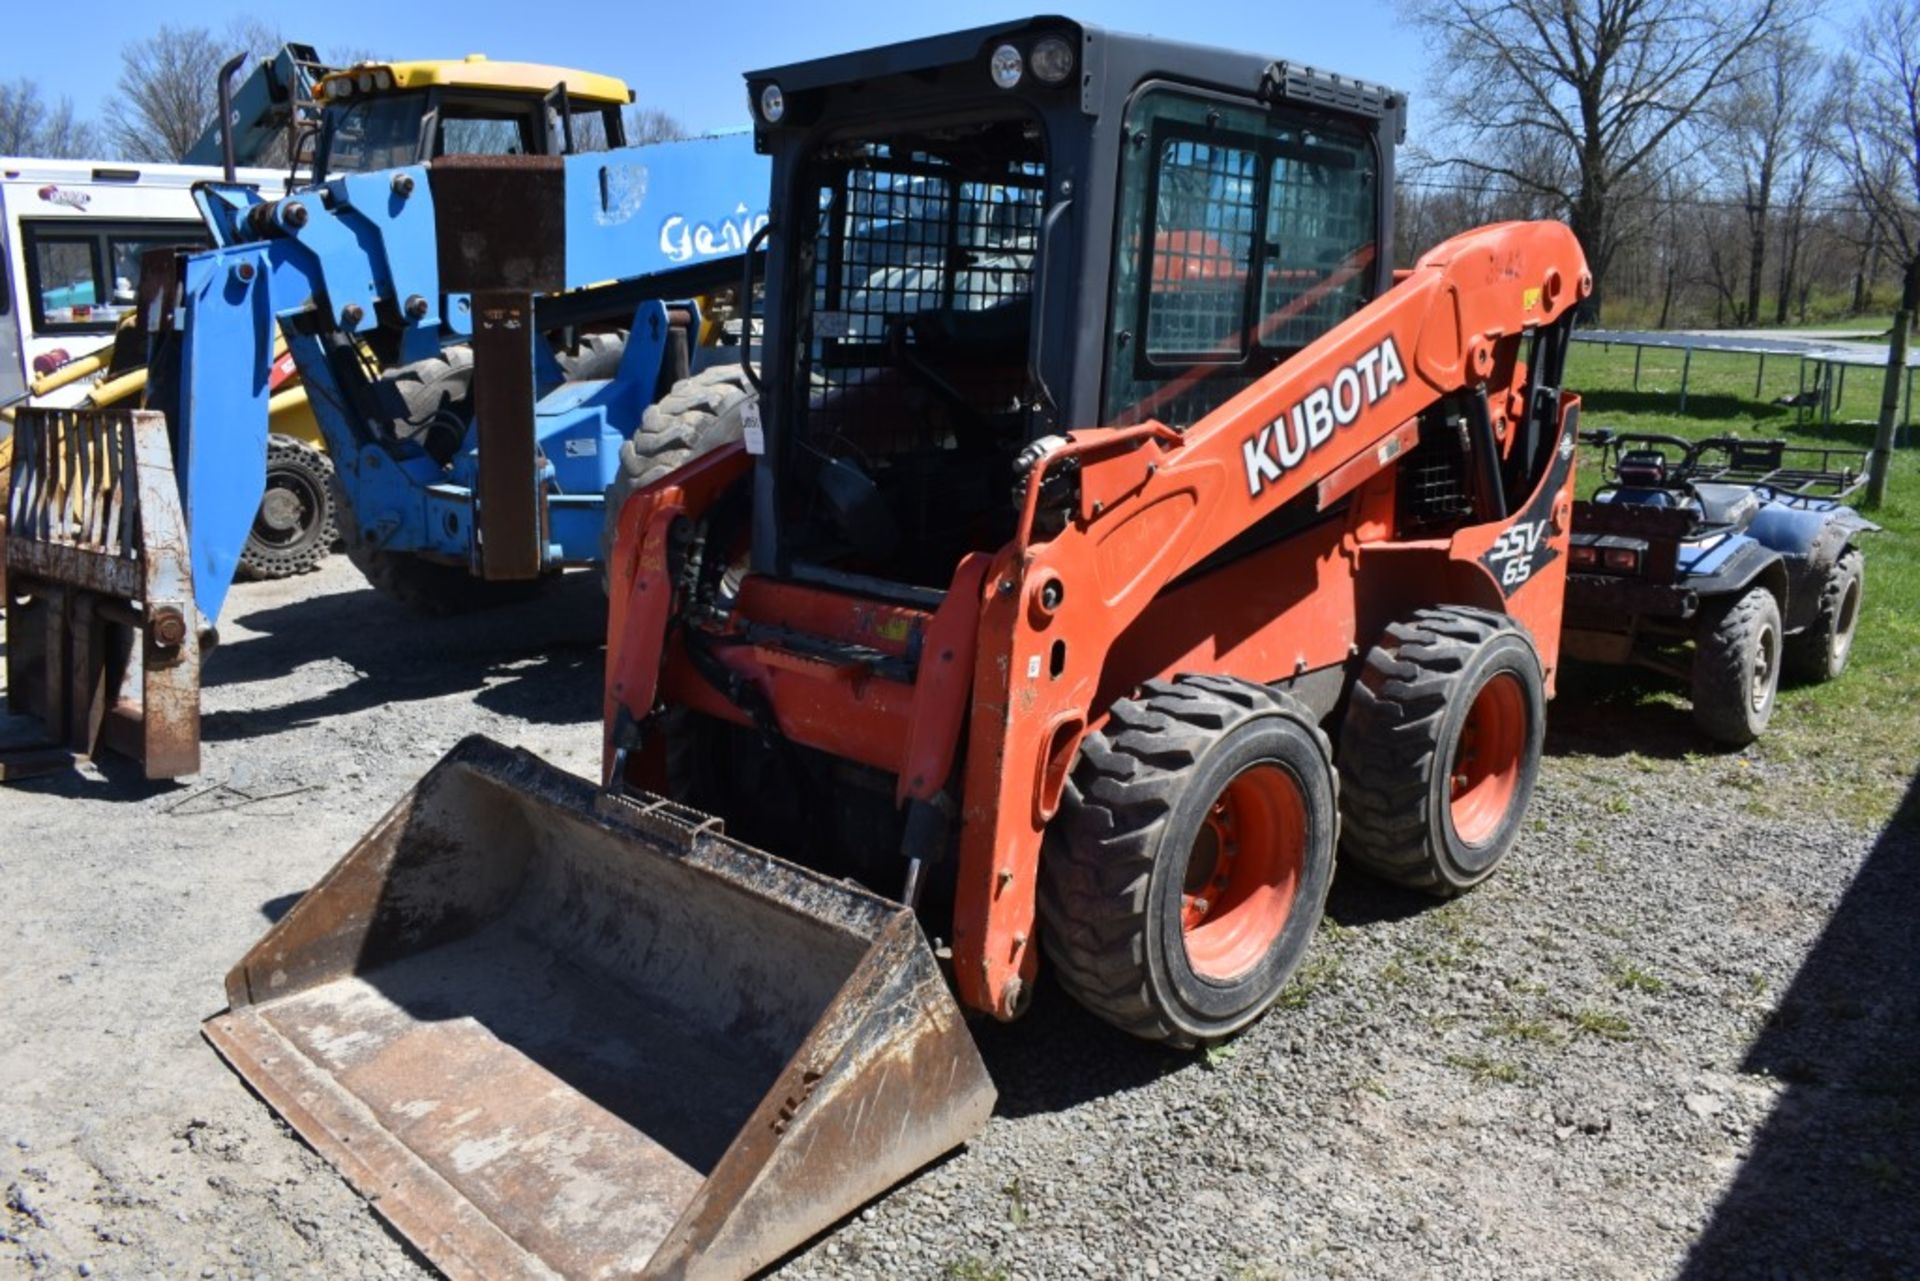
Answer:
[311,55,635,177]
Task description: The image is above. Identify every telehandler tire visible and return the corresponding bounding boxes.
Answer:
[237,434,338,580]
[553,330,628,381]
[1339,606,1545,896]
[1041,675,1338,1048]
[335,492,550,616]
[601,363,757,566]
[344,546,550,615]
[1691,584,1781,745]
[376,345,474,460]
[1784,548,1862,684]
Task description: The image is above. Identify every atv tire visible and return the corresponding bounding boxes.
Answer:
[1784,548,1863,684]
[237,435,339,581]
[1691,585,1782,745]
[600,364,757,566]
[1040,675,1338,1048]
[1339,606,1545,896]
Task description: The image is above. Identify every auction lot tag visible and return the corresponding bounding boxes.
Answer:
[743,401,765,455]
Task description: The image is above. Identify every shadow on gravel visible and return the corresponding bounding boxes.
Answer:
[199,572,606,744]
[260,891,303,924]
[1680,770,1920,1278]
[1546,661,1704,761]
[1324,862,1439,926]
[971,972,1188,1117]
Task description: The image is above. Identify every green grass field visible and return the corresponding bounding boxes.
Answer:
[1563,340,1918,825]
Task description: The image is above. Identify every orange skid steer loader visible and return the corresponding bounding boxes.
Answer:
[206,19,1590,1279]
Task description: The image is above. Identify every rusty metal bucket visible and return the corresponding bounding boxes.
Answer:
[203,736,995,1281]
[2,407,200,779]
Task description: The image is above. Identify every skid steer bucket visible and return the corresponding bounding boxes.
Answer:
[203,736,996,1281]
[2,407,200,779]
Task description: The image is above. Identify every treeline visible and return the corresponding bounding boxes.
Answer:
[1397,0,1920,328]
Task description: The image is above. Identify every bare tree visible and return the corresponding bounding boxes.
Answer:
[0,78,97,157]
[1707,22,1822,325]
[1834,3,1920,309]
[104,25,224,161]
[103,21,295,163]
[571,105,690,152]
[1405,0,1784,318]
[625,107,689,145]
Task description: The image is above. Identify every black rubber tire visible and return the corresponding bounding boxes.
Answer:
[1039,675,1339,1048]
[375,345,473,449]
[600,364,757,565]
[553,330,628,381]
[236,435,338,581]
[1338,606,1546,896]
[1784,548,1863,684]
[334,485,550,616]
[1691,585,1782,745]
[343,543,550,616]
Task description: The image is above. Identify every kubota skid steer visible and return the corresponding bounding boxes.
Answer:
[207,19,1591,1279]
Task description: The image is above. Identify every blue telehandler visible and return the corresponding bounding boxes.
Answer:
[2,53,767,779]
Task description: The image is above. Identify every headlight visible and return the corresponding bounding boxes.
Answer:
[759,82,785,123]
[357,71,374,93]
[990,44,1024,89]
[1030,36,1074,84]
[326,79,350,99]
[373,69,393,91]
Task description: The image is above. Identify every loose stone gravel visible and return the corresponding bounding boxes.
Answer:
[2,558,1913,1279]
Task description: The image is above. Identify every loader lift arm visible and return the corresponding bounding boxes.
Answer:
[949,221,1589,1015]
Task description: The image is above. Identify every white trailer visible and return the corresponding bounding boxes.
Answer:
[1,157,288,409]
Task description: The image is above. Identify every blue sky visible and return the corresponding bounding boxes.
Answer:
[7,2,1427,134]
[3,0,1871,145]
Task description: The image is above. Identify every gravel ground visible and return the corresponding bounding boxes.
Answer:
[2,556,1914,1280]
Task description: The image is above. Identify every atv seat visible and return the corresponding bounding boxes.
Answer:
[1689,482,1760,529]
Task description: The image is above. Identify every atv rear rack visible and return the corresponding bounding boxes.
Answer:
[1580,429,1867,499]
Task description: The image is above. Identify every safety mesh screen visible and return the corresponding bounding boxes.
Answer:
[798,137,1045,461]
[1401,430,1475,529]
[1259,149,1374,349]
[1145,139,1257,359]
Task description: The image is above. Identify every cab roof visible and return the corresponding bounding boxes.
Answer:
[317,55,633,106]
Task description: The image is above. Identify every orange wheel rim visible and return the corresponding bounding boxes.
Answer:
[1449,672,1527,846]
[1181,762,1307,982]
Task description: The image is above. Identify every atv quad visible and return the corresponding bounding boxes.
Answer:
[1561,431,1877,745]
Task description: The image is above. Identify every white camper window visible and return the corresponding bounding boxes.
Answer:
[30,236,99,328]
[23,220,207,333]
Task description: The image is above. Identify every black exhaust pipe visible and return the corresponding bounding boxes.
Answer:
[216,52,247,183]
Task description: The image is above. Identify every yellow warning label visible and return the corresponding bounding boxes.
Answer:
[1522,286,1543,311]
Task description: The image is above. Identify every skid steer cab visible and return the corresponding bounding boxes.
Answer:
[207,18,1591,1280]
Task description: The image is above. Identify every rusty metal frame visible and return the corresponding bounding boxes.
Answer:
[3,407,200,780]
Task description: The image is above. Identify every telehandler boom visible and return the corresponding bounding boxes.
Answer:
[207,19,1590,1279]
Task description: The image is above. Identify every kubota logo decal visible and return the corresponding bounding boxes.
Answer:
[1242,337,1407,497]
